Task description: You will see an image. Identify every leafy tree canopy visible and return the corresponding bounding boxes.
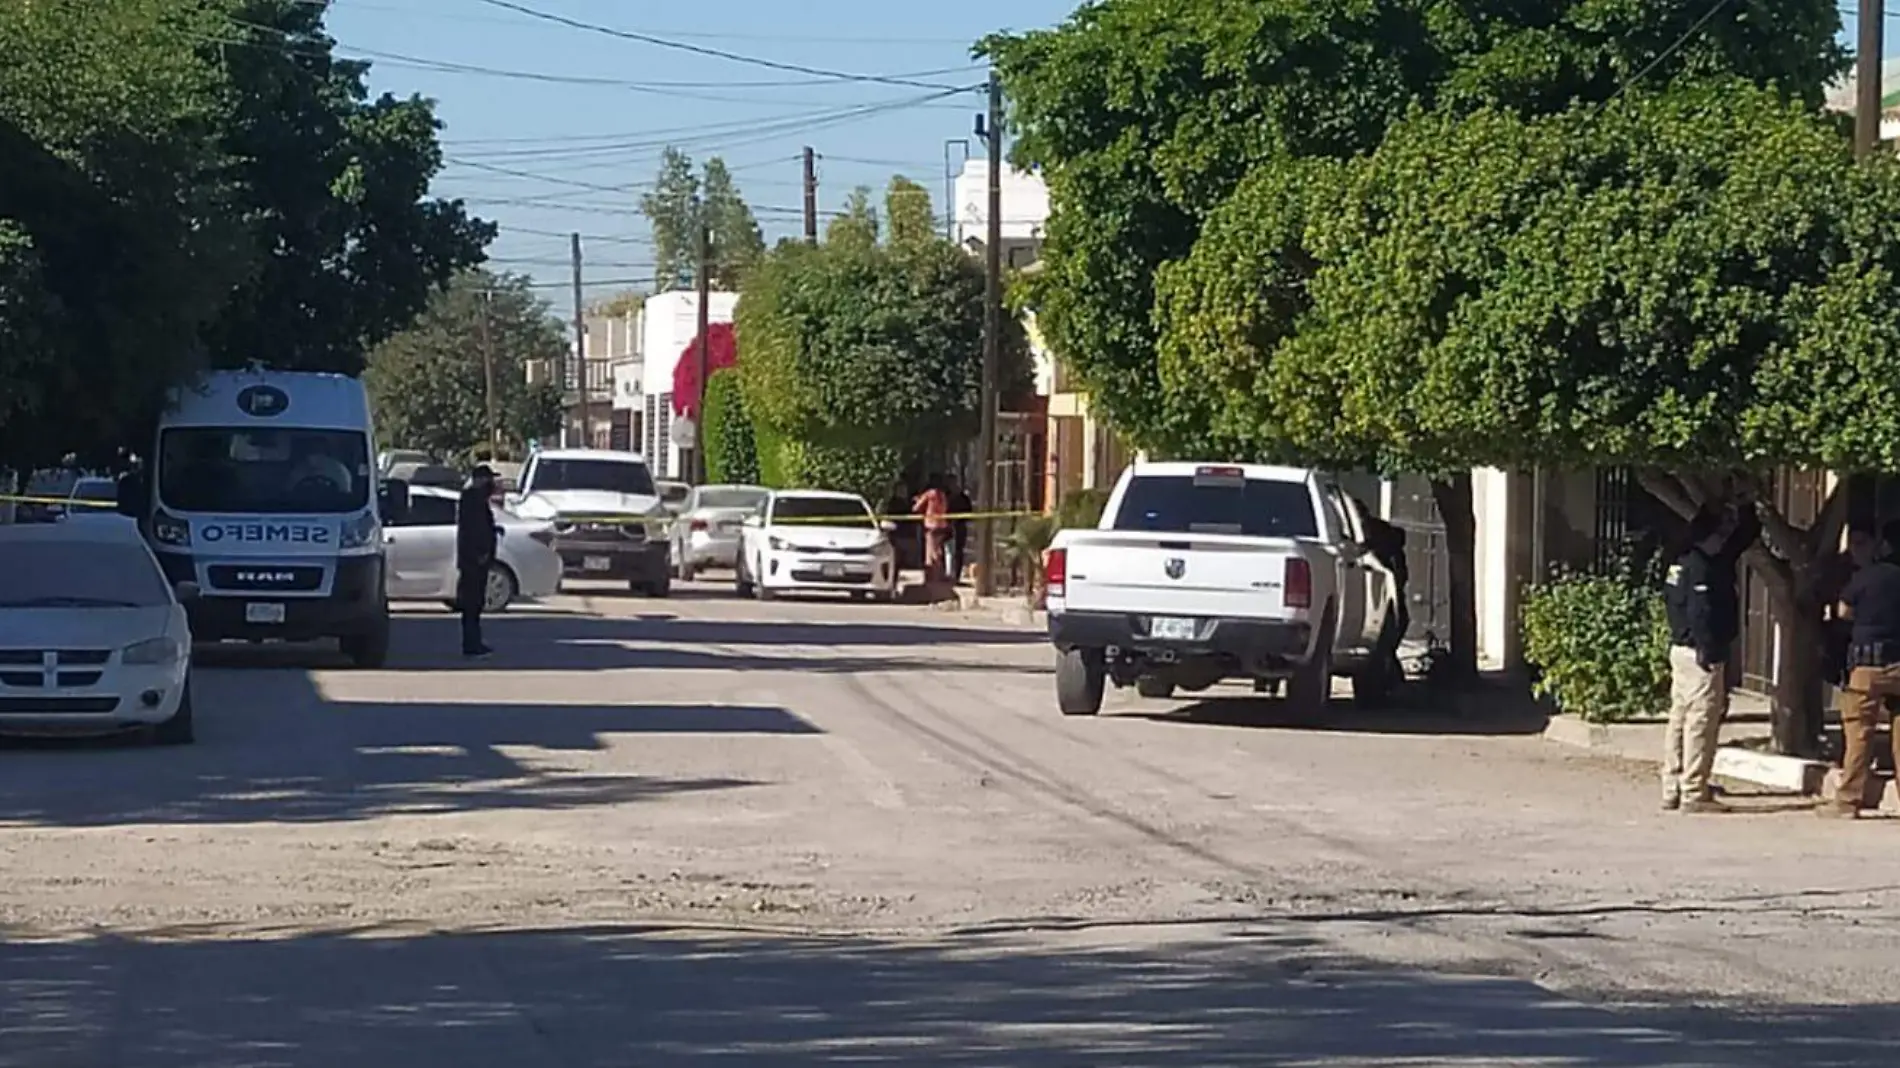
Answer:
[640,147,766,291]
[0,0,492,469]
[982,0,1846,456]
[365,270,563,460]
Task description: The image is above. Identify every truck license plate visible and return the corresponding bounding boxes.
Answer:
[1151,616,1195,640]
[246,602,286,625]
[584,556,612,571]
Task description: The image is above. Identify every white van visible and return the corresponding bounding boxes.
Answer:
[117,370,409,667]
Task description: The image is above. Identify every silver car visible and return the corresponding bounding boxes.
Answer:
[669,484,768,580]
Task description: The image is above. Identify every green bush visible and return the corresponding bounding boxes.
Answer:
[791,440,905,502]
[1520,565,1670,724]
[1055,487,1110,529]
[701,369,759,485]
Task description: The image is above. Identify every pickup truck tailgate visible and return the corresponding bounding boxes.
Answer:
[1062,533,1305,619]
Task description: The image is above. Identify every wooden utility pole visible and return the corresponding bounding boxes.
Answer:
[478,288,499,452]
[693,207,712,485]
[1859,0,1885,158]
[802,146,819,243]
[975,70,1004,598]
[569,232,586,448]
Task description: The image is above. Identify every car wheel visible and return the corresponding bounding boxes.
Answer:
[735,555,755,598]
[484,564,519,613]
[151,679,195,745]
[1056,648,1106,716]
[340,611,392,669]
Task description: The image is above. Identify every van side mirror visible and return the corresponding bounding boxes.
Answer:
[115,473,148,518]
[379,478,411,523]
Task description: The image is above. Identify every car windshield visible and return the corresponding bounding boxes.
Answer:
[1112,473,1319,538]
[698,487,766,510]
[71,479,116,503]
[529,458,655,496]
[0,542,170,607]
[774,496,874,528]
[158,428,370,515]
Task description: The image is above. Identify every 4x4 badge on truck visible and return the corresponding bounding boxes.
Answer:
[1164,557,1186,579]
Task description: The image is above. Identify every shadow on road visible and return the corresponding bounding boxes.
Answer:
[1135,680,1549,738]
[0,924,1889,1067]
[0,667,791,826]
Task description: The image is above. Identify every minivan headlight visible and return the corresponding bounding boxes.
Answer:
[340,512,379,549]
[122,637,183,665]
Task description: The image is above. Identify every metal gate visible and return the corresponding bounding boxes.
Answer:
[1387,475,1451,644]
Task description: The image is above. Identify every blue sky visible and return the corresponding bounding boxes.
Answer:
[325,1,1891,303]
[325,0,1078,301]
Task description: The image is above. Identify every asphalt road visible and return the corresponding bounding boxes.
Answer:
[2,582,1897,1066]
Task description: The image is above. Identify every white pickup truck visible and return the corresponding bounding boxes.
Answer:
[1045,462,1403,718]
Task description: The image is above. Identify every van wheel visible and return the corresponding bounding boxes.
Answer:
[1135,676,1175,700]
[341,614,391,669]
[1057,648,1106,716]
[152,680,195,745]
[1285,610,1335,723]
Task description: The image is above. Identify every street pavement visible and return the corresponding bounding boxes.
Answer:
[2,582,1898,1066]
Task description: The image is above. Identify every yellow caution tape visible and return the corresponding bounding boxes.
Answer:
[0,494,117,509]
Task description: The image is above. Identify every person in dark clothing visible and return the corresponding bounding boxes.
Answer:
[1353,497,1410,680]
[946,475,974,585]
[1820,521,1900,817]
[456,465,502,658]
[1660,501,1759,813]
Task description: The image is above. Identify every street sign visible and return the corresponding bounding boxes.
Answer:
[670,417,696,449]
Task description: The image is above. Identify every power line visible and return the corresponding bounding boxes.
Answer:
[474,0,974,90]
[304,0,980,44]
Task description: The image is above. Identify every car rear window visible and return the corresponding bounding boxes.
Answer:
[0,542,172,607]
[1111,471,1319,538]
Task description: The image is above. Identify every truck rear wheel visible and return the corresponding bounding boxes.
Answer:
[1056,648,1106,716]
[1285,611,1334,723]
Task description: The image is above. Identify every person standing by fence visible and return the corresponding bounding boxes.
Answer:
[913,475,950,584]
[946,474,973,585]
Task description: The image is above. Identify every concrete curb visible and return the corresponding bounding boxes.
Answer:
[1541,713,1828,795]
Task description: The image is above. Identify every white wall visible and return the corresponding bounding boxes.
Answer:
[953,159,1049,246]
[639,289,739,481]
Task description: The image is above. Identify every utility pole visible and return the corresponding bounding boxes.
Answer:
[569,232,586,448]
[1858,0,1884,158]
[693,205,712,485]
[478,288,499,453]
[802,146,819,243]
[975,70,1004,598]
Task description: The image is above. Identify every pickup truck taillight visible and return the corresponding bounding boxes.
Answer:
[1284,557,1312,609]
[1044,547,1067,598]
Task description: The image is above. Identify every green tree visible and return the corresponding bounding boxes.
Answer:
[639,147,766,291]
[197,1,492,376]
[737,179,1030,499]
[702,368,759,484]
[1255,85,1900,754]
[0,0,246,470]
[985,0,1846,679]
[826,186,879,251]
[365,270,563,459]
[885,176,936,249]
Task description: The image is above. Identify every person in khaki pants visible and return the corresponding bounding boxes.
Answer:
[1660,503,1756,813]
[1820,523,1900,818]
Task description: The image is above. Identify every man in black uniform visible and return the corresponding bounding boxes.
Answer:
[1353,496,1410,681]
[1821,520,1900,817]
[456,465,501,659]
[1660,501,1758,813]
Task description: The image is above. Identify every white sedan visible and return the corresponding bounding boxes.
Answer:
[735,489,898,601]
[383,485,562,611]
[0,521,195,742]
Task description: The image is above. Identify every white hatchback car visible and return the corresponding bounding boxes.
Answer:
[735,489,898,601]
[383,485,562,611]
[0,522,195,742]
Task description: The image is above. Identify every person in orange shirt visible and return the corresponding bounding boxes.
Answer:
[913,475,950,583]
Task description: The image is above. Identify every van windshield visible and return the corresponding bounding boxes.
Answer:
[158,428,371,515]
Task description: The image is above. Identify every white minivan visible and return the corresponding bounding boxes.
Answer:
[115,370,409,667]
